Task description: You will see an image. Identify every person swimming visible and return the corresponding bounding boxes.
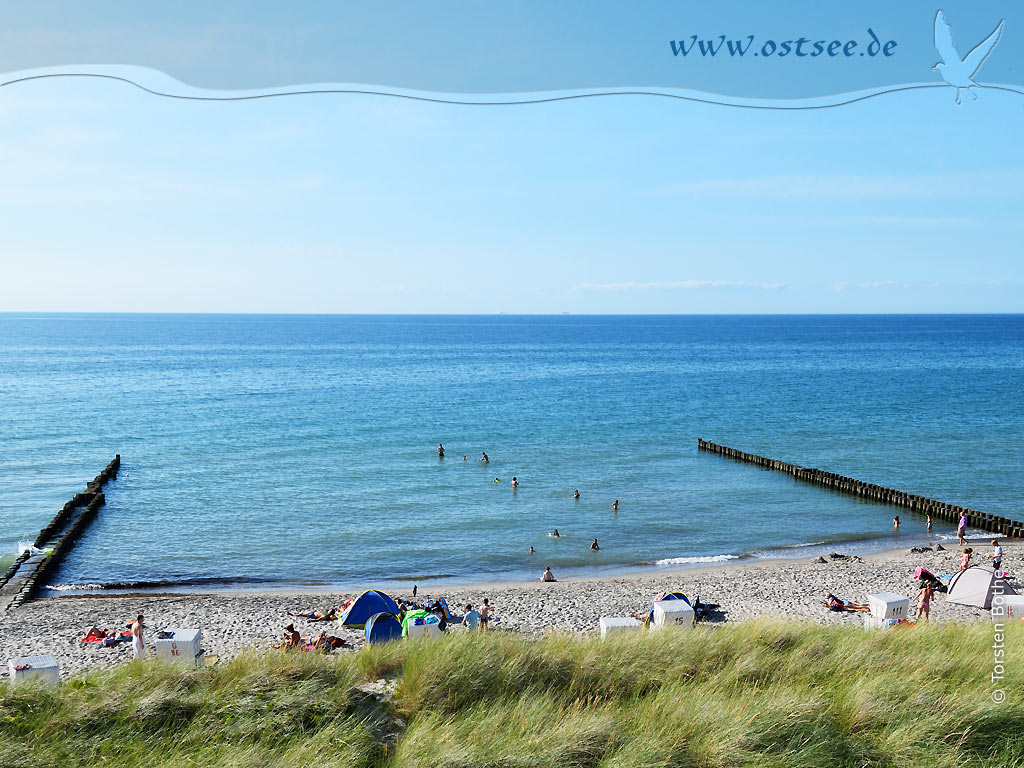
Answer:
[590,538,600,551]
[551,529,560,537]
[481,452,489,463]
[494,477,500,482]
[528,546,535,553]
[573,489,580,499]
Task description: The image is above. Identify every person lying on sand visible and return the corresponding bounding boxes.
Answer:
[822,594,870,613]
[290,608,338,621]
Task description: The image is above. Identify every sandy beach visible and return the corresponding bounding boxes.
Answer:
[1,539,1015,679]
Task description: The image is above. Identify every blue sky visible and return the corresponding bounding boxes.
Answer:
[1,4,1022,313]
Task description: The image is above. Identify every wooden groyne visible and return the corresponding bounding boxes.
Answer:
[0,456,121,611]
[697,440,1023,539]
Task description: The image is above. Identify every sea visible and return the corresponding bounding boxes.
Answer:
[1,314,1021,594]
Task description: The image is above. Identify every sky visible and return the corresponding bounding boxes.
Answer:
[0,4,1022,313]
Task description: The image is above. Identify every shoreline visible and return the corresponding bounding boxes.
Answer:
[37,527,982,599]
[2,539,1015,679]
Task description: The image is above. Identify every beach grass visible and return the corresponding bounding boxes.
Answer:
[1,619,1020,767]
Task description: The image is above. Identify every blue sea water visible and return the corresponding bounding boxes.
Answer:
[1,314,1021,593]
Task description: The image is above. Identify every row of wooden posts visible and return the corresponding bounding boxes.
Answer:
[1,456,120,610]
[697,439,1023,538]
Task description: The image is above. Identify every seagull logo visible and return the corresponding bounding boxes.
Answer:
[932,10,1004,104]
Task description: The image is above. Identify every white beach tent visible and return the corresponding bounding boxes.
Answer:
[946,565,1016,609]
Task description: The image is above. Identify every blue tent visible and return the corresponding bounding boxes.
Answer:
[338,589,400,628]
[365,612,403,644]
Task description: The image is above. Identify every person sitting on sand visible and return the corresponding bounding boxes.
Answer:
[276,624,301,650]
[462,604,481,632]
[541,566,556,582]
[916,583,933,622]
[960,547,972,571]
[590,538,600,551]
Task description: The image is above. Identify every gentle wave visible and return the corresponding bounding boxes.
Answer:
[654,554,739,565]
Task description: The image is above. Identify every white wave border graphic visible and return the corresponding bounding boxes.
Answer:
[3,65,1024,109]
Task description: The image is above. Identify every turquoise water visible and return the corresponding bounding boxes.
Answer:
[1,314,1021,592]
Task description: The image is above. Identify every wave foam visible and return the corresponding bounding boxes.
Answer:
[655,554,739,566]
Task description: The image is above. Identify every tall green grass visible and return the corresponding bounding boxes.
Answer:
[2,620,1020,767]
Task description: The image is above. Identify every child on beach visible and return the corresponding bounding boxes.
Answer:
[916,583,933,621]
[960,548,972,571]
[990,540,1003,572]
[479,598,492,631]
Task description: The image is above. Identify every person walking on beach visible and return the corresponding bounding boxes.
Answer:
[462,604,481,632]
[590,538,600,551]
[437,443,445,458]
[130,614,145,660]
[957,514,967,545]
[916,583,933,622]
[479,598,492,631]
[990,540,1003,572]
[541,566,556,582]
[960,547,972,571]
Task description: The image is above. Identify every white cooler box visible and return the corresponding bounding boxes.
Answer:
[8,655,60,685]
[867,593,909,620]
[599,617,641,639]
[406,621,442,639]
[154,629,203,666]
[651,600,694,629]
[863,615,902,630]
[992,594,1024,621]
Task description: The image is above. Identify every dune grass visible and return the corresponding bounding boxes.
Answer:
[1,620,1020,767]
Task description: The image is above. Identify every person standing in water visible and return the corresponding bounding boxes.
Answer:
[893,516,900,529]
[130,614,146,660]
[437,443,445,458]
[611,500,619,511]
[590,538,600,551]
[511,476,519,488]
[926,514,933,531]
[573,489,580,500]
[481,452,489,463]
[551,529,560,537]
